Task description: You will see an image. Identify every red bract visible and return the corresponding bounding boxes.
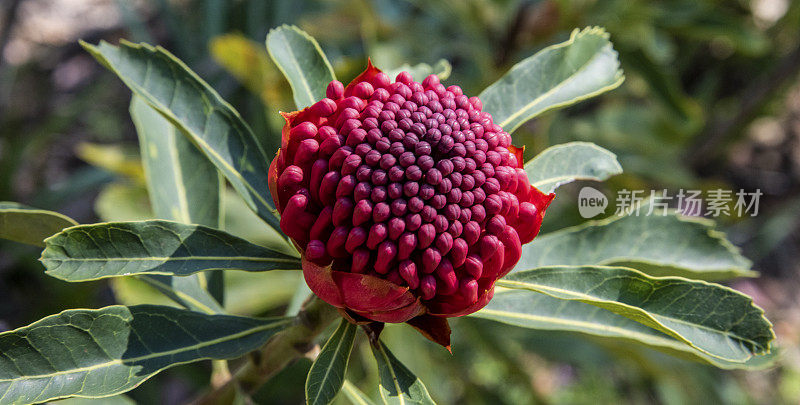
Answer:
[269,62,554,348]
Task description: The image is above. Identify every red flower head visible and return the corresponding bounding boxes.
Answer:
[269,62,554,347]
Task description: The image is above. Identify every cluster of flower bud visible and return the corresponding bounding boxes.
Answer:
[270,63,553,321]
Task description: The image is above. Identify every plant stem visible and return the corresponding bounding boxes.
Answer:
[192,296,340,404]
[241,296,340,391]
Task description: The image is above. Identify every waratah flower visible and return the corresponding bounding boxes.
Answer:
[269,61,554,347]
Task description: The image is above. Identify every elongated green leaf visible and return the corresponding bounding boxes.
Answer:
[0,305,291,403]
[94,183,152,222]
[306,319,357,405]
[75,142,145,182]
[266,25,336,109]
[0,202,77,247]
[140,274,225,314]
[222,188,298,257]
[132,94,227,309]
[384,59,452,82]
[341,380,377,405]
[92,182,227,313]
[480,27,624,134]
[55,394,136,405]
[518,212,755,280]
[112,271,303,316]
[81,40,280,233]
[286,282,313,316]
[40,220,301,281]
[498,266,774,363]
[472,290,774,369]
[371,341,435,405]
[210,33,285,108]
[130,96,222,227]
[525,142,621,192]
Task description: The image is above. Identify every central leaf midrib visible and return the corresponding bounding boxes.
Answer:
[310,324,352,405]
[0,318,292,384]
[476,308,679,347]
[281,34,316,105]
[497,41,607,128]
[496,278,761,350]
[378,344,406,405]
[45,256,298,263]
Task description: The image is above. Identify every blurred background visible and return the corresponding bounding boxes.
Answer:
[1,0,800,403]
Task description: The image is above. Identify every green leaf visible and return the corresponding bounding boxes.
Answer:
[55,395,136,405]
[81,40,280,233]
[525,142,622,192]
[92,182,227,313]
[518,212,755,280]
[94,183,153,222]
[473,290,775,369]
[266,25,336,109]
[112,271,275,316]
[0,305,291,403]
[383,59,452,82]
[224,271,302,316]
[40,220,301,281]
[286,282,313,316]
[498,266,774,363]
[480,27,624,134]
[222,188,298,257]
[341,380,377,405]
[210,33,283,106]
[0,202,78,247]
[141,274,225,314]
[75,142,145,182]
[371,340,435,405]
[132,94,227,308]
[306,319,357,405]
[130,96,222,227]
[110,276,179,309]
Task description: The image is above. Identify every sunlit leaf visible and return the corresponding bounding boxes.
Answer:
[210,33,283,106]
[480,27,624,134]
[131,95,226,307]
[473,290,775,369]
[140,274,225,314]
[341,380,377,405]
[222,189,298,257]
[306,319,357,405]
[75,142,145,183]
[94,183,152,222]
[55,394,136,405]
[498,265,774,363]
[224,271,302,316]
[130,96,222,227]
[41,220,301,281]
[371,341,435,405]
[383,59,452,82]
[0,202,77,247]
[517,212,755,280]
[82,40,280,233]
[0,305,291,403]
[525,142,622,192]
[266,25,336,109]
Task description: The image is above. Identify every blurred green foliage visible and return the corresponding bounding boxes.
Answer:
[2,0,800,403]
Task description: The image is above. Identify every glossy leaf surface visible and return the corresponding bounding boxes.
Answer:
[0,305,291,403]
